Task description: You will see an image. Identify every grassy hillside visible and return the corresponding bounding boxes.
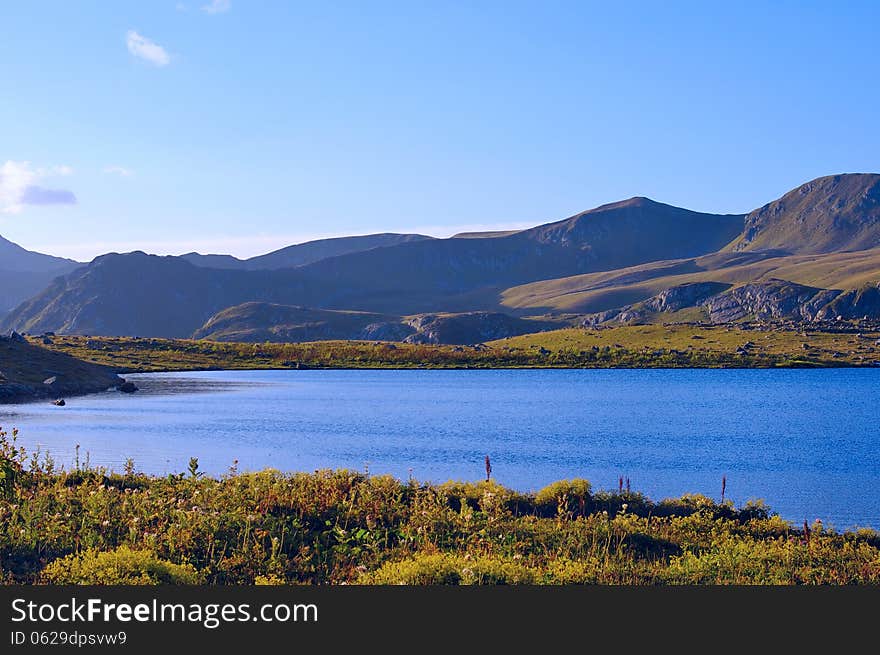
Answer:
[193,303,563,344]
[295,197,744,312]
[502,249,880,314]
[193,303,400,342]
[493,324,880,365]
[728,173,880,254]
[30,323,880,372]
[1,431,877,585]
[0,252,340,338]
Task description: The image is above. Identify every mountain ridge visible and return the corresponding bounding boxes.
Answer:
[4,173,880,339]
[0,235,81,314]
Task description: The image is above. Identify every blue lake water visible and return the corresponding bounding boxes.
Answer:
[1,369,878,530]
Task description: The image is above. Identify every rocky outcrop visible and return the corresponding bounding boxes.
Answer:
[813,284,880,320]
[402,312,555,345]
[0,335,123,403]
[641,282,732,313]
[358,322,416,342]
[583,278,880,326]
[582,282,731,325]
[702,280,841,323]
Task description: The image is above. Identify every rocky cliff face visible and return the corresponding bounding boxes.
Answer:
[815,284,880,320]
[402,312,556,345]
[702,280,841,322]
[582,279,880,326]
[642,282,732,313]
[582,282,731,325]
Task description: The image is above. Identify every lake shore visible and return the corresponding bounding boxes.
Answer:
[24,323,880,375]
[8,367,879,530]
[0,334,126,405]
[1,429,877,585]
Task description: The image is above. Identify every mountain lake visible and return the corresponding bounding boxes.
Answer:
[2,368,878,530]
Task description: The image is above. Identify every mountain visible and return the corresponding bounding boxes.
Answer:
[8,174,880,339]
[193,302,560,344]
[502,175,880,318]
[182,233,434,271]
[0,234,80,314]
[1,198,743,336]
[728,173,880,254]
[0,252,333,338]
[179,252,244,269]
[451,230,522,238]
[289,198,744,312]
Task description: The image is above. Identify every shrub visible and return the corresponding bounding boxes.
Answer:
[535,479,593,517]
[358,552,538,585]
[41,546,203,585]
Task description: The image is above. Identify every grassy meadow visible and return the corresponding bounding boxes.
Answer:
[29,323,880,373]
[1,428,878,585]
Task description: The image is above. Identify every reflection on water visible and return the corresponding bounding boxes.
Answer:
[3,368,879,530]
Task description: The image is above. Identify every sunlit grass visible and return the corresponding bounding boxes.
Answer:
[1,428,877,585]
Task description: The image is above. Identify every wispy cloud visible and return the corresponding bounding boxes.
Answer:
[126,31,170,66]
[0,161,77,214]
[201,0,231,14]
[103,165,134,177]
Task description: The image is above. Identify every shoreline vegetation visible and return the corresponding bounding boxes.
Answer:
[1,429,878,585]
[27,323,880,376]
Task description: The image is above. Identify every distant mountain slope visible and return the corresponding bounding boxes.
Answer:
[193,302,559,344]
[245,233,434,270]
[0,252,335,338]
[0,234,80,313]
[183,233,435,271]
[451,230,522,238]
[502,248,880,315]
[0,234,78,272]
[10,173,880,338]
[179,252,244,269]
[294,198,744,311]
[193,303,401,342]
[728,173,880,254]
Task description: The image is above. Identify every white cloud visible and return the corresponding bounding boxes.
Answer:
[0,161,77,214]
[126,31,170,67]
[104,165,134,177]
[176,3,188,11]
[201,0,231,14]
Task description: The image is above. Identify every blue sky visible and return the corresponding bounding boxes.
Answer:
[1,1,878,261]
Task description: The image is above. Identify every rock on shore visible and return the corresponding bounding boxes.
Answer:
[0,333,124,403]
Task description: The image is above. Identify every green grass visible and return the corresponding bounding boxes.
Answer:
[501,248,880,313]
[30,323,880,373]
[1,429,877,585]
